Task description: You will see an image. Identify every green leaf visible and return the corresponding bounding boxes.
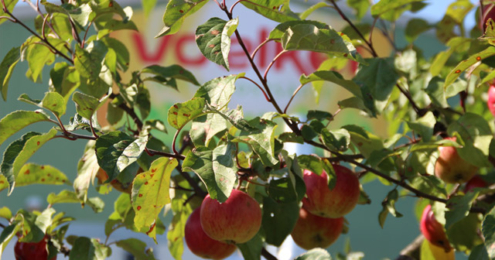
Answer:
[235,118,279,166]
[183,143,237,202]
[156,0,209,37]
[405,18,431,42]
[299,2,329,20]
[195,75,241,109]
[237,232,263,260]
[269,20,329,40]
[168,97,205,129]
[447,213,482,253]
[101,37,130,72]
[469,244,489,260]
[353,58,399,116]
[448,113,492,167]
[0,47,20,101]
[445,191,479,230]
[343,126,383,159]
[47,190,80,205]
[74,141,99,201]
[1,129,57,195]
[196,17,239,71]
[0,223,19,258]
[116,238,156,260]
[298,155,323,175]
[379,189,403,228]
[131,157,177,239]
[72,92,105,120]
[300,71,363,99]
[483,206,495,258]
[0,0,18,25]
[445,47,495,89]
[49,63,80,103]
[294,248,332,260]
[262,197,298,246]
[267,178,298,203]
[347,0,370,20]
[406,111,436,142]
[95,131,147,181]
[26,43,55,83]
[19,92,66,117]
[0,163,69,192]
[141,65,200,87]
[142,0,157,17]
[281,24,358,60]
[240,0,299,22]
[69,237,111,260]
[0,110,50,147]
[205,105,257,132]
[190,113,228,147]
[371,0,424,17]
[321,128,351,152]
[307,110,333,122]
[167,195,193,260]
[74,42,108,81]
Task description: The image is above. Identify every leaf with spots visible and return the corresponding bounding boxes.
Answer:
[0,110,51,148]
[233,118,279,166]
[183,143,237,202]
[0,164,69,193]
[156,0,209,37]
[132,157,178,239]
[18,92,66,117]
[72,92,107,120]
[190,113,228,147]
[195,17,238,71]
[194,75,242,109]
[167,194,193,260]
[167,97,206,129]
[96,131,147,182]
[74,141,99,202]
[444,47,495,89]
[281,24,359,60]
[1,129,57,195]
[268,20,330,40]
[74,42,108,81]
[240,0,299,23]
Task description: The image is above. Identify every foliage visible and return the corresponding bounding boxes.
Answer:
[1,0,495,259]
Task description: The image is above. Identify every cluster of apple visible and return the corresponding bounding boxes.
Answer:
[14,235,56,260]
[183,164,360,259]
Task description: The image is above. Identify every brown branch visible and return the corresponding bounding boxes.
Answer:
[395,234,423,260]
[261,248,278,260]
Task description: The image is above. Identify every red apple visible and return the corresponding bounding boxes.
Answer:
[200,189,262,244]
[290,207,344,250]
[185,208,236,259]
[488,84,495,117]
[14,235,56,260]
[435,137,478,184]
[481,4,495,33]
[302,165,360,218]
[464,175,489,192]
[420,205,452,253]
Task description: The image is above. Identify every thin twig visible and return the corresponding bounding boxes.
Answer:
[251,38,273,59]
[229,0,243,14]
[263,50,286,82]
[284,84,305,114]
[240,76,270,102]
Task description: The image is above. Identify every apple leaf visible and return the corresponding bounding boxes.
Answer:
[300,71,363,99]
[267,178,298,203]
[0,223,20,259]
[405,18,431,43]
[240,0,299,23]
[378,189,403,228]
[299,2,329,20]
[298,155,323,175]
[194,75,241,109]
[95,131,147,182]
[371,0,423,17]
[447,213,483,253]
[483,206,495,258]
[74,43,107,81]
[406,111,436,143]
[72,92,106,120]
[190,113,228,147]
[131,157,178,236]
[18,92,66,117]
[445,47,495,89]
[234,118,279,166]
[448,113,492,167]
[262,197,299,246]
[74,141,99,202]
[183,143,237,202]
[237,232,263,260]
[47,190,104,213]
[0,0,18,25]
[69,236,111,260]
[0,47,21,101]
[141,64,200,87]
[115,238,156,260]
[0,163,69,193]
[321,128,351,152]
[156,0,209,37]
[269,20,329,40]
[343,126,384,159]
[196,17,239,71]
[0,110,51,147]
[168,97,206,130]
[25,43,55,83]
[469,244,490,260]
[205,105,257,132]
[294,248,332,260]
[167,194,193,260]
[281,151,307,201]
[347,0,370,21]
[445,191,479,230]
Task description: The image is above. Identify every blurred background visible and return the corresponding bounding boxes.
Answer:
[0,0,482,259]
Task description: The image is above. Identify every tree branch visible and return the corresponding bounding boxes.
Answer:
[395,234,423,260]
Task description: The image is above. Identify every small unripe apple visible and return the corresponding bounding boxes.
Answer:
[302,165,360,218]
[14,235,56,260]
[185,208,236,259]
[200,189,262,244]
[290,207,344,250]
[420,205,452,253]
[487,84,495,117]
[434,137,478,184]
[481,4,495,32]
[464,175,489,193]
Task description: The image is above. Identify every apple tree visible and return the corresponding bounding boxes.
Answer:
[1,0,495,259]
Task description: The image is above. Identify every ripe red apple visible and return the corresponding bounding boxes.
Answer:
[464,175,489,192]
[185,208,236,259]
[14,235,56,260]
[290,207,344,250]
[302,165,360,218]
[434,137,478,184]
[200,189,262,244]
[481,4,495,33]
[420,205,452,253]
[487,84,495,117]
